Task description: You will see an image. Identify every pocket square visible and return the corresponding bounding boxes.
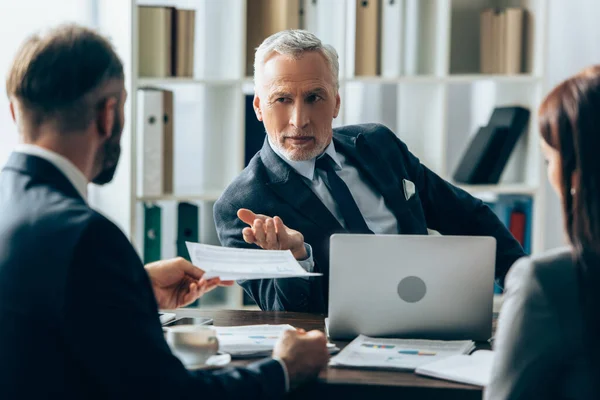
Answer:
[403,179,416,200]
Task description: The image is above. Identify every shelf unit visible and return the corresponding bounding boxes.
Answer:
[92,0,547,310]
[138,74,542,86]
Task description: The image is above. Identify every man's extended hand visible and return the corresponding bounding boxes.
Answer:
[145,257,234,309]
[237,208,307,260]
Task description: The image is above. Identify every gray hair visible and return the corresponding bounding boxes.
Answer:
[253,29,339,91]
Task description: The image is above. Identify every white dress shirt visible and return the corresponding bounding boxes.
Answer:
[268,138,400,272]
[14,144,89,202]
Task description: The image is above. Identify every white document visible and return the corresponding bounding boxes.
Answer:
[215,325,337,358]
[186,242,322,280]
[329,335,475,371]
[415,350,494,387]
[215,325,295,357]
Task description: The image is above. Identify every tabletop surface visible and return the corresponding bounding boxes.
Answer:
[165,308,488,395]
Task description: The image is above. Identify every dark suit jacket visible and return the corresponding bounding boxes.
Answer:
[0,153,285,399]
[214,123,525,313]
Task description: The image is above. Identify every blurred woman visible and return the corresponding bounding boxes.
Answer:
[486,65,600,399]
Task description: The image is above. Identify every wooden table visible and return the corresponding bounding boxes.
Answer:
[168,308,486,399]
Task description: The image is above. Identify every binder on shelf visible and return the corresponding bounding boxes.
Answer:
[486,195,533,254]
[480,7,526,74]
[245,0,301,76]
[497,9,506,75]
[453,106,530,185]
[245,94,266,166]
[354,0,381,76]
[177,202,199,262]
[137,88,174,196]
[479,8,494,74]
[162,90,174,194]
[403,0,420,76]
[138,6,174,77]
[174,9,196,77]
[504,8,524,74]
[489,8,499,73]
[137,89,162,197]
[143,203,162,264]
[381,0,405,77]
[177,201,200,308]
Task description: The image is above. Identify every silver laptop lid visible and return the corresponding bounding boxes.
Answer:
[327,234,496,341]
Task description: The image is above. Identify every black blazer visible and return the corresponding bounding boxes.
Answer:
[214,123,525,313]
[0,153,285,399]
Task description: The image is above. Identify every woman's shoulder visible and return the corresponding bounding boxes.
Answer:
[508,247,575,287]
[505,247,579,317]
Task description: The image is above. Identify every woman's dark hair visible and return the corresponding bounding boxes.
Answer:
[539,65,600,386]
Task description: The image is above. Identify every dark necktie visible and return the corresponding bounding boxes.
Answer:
[315,154,373,234]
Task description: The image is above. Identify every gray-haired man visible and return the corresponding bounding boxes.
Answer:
[214,29,525,313]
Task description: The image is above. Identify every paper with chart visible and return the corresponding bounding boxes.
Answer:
[329,335,475,371]
[215,325,339,358]
[186,243,322,280]
[215,325,295,357]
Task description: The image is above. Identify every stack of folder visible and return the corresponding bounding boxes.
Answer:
[138,6,196,78]
[480,7,527,74]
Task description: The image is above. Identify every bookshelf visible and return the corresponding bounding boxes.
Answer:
[94,0,548,310]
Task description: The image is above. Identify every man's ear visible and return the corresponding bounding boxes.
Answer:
[333,91,341,119]
[9,102,16,123]
[253,94,263,121]
[96,97,118,139]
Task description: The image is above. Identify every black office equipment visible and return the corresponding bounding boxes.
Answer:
[453,106,530,184]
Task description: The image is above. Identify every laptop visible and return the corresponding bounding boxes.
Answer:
[327,234,496,342]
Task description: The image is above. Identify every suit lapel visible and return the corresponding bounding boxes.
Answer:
[260,140,343,232]
[334,132,425,234]
[333,133,408,215]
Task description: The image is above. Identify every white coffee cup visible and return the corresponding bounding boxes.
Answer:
[165,325,219,368]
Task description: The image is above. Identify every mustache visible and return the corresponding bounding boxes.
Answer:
[282,130,315,139]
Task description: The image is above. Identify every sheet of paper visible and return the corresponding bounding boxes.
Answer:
[415,350,494,387]
[215,325,338,358]
[214,325,295,356]
[186,242,322,280]
[329,335,475,371]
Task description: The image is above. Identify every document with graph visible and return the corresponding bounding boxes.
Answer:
[329,335,475,371]
[186,242,322,280]
[215,325,338,358]
[215,325,295,357]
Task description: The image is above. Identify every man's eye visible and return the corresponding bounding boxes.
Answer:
[307,94,322,103]
[276,98,288,103]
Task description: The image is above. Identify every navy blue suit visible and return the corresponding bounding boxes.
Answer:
[214,124,525,314]
[0,153,285,399]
